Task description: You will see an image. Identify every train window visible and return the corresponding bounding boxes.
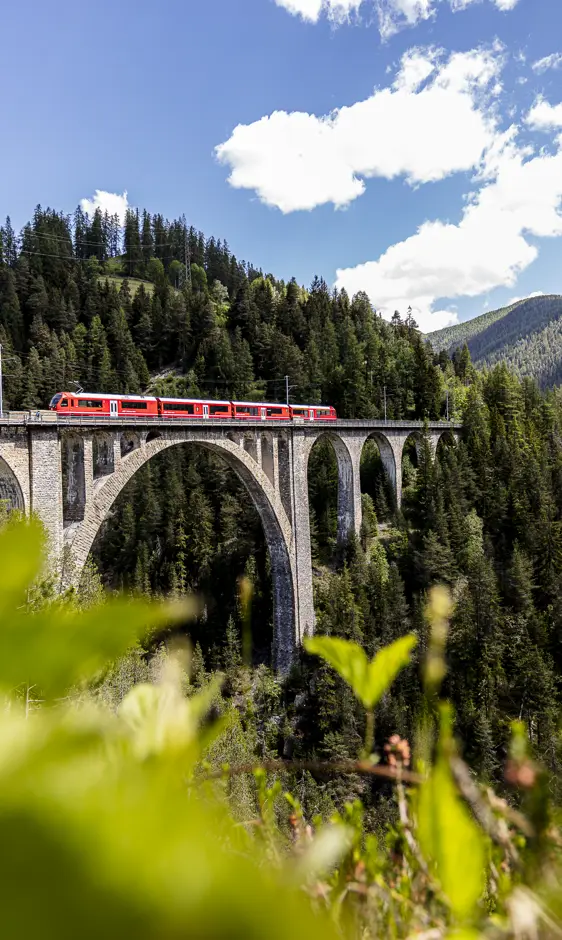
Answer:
[239,407,259,416]
[164,403,195,413]
[80,400,104,409]
[122,401,148,410]
[267,408,283,416]
[50,394,62,408]
[60,399,68,407]
[209,404,229,415]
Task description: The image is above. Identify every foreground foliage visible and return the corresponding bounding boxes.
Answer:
[2,520,561,939]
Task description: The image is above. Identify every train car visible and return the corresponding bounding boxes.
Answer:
[49,392,336,422]
[290,404,337,421]
[231,402,291,421]
[49,392,159,417]
[157,398,233,419]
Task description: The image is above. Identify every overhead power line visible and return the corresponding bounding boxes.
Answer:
[23,228,185,252]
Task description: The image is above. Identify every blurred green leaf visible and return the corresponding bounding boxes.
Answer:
[119,673,224,761]
[418,708,485,921]
[0,709,341,940]
[0,520,192,697]
[304,634,417,709]
[0,598,188,698]
[0,517,44,616]
[293,825,354,884]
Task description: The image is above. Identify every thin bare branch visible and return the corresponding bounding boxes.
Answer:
[200,759,423,785]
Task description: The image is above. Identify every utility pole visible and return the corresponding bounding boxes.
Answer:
[446,389,449,421]
[383,385,387,423]
[284,375,297,406]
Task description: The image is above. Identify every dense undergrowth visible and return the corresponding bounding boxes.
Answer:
[1,517,561,939]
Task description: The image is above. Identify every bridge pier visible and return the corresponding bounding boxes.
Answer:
[30,427,64,557]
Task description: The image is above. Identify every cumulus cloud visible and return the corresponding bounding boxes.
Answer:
[273,0,361,20]
[216,46,502,213]
[532,52,562,74]
[525,97,562,131]
[336,141,562,331]
[509,291,545,304]
[273,0,520,35]
[378,0,520,39]
[80,190,129,224]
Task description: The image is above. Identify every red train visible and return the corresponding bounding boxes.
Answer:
[49,392,337,422]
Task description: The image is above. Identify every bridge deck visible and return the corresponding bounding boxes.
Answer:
[0,413,462,431]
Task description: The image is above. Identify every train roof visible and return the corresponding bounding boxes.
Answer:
[71,392,158,401]
[292,404,331,409]
[158,398,231,405]
[233,401,288,408]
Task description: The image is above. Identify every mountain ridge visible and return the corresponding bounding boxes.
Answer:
[428,294,562,387]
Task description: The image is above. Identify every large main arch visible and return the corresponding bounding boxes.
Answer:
[63,432,297,672]
[304,430,360,551]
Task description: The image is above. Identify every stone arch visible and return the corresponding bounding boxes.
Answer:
[366,431,398,491]
[92,431,115,478]
[0,455,24,512]
[306,431,359,546]
[433,428,459,470]
[62,433,87,522]
[146,430,162,444]
[402,429,424,467]
[359,430,399,515]
[120,430,141,458]
[64,433,297,672]
[435,428,458,452]
[261,432,276,489]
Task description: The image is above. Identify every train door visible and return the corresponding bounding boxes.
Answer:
[110,400,118,417]
[203,404,209,420]
[261,407,267,421]
[309,409,315,421]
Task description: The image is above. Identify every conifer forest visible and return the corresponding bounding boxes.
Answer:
[1,205,562,937]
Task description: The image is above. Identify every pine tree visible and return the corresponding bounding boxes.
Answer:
[22,347,43,409]
[0,267,24,348]
[141,210,154,269]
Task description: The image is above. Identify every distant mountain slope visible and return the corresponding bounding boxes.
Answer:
[429,300,524,352]
[428,295,562,388]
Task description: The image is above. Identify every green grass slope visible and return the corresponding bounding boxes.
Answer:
[428,294,562,388]
[99,274,155,297]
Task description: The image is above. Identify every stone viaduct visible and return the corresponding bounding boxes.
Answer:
[0,412,460,672]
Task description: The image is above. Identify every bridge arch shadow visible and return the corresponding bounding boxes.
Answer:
[0,456,24,513]
[306,431,356,563]
[360,431,397,521]
[65,435,296,671]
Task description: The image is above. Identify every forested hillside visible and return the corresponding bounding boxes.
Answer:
[430,294,562,387]
[2,205,562,809]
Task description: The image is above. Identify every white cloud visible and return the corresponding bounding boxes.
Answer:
[532,53,562,74]
[216,47,502,213]
[80,190,129,224]
[273,0,361,21]
[275,0,521,35]
[526,97,562,131]
[335,141,562,332]
[509,291,545,304]
[378,1,520,39]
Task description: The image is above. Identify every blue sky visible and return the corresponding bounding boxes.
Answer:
[1,0,562,330]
